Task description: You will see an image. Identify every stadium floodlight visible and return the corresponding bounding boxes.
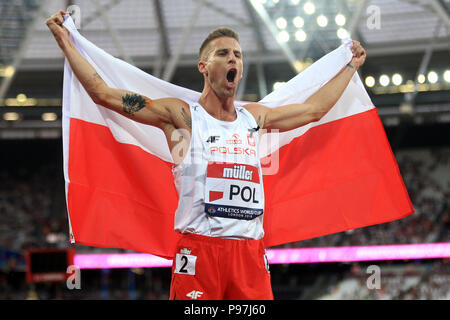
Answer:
[295,29,307,42]
[4,65,15,78]
[277,30,290,42]
[317,15,328,27]
[392,73,403,86]
[0,65,16,78]
[335,13,346,26]
[276,17,288,29]
[336,28,349,39]
[42,113,58,121]
[293,16,305,28]
[417,74,425,84]
[16,93,27,103]
[444,70,450,82]
[290,0,300,5]
[295,30,307,42]
[303,2,315,15]
[3,112,20,121]
[379,74,390,87]
[427,71,438,83]
[365,76,375,87]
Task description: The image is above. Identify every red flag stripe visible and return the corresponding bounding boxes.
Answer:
[262,108,414,247]
[67,118,180,259]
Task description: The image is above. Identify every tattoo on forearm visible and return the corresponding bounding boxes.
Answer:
[346,63,355,69]
[122,93,147,116]
[93,72,104,81]
[181,107,192,129]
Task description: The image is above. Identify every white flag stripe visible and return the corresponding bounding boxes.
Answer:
[63,16,373,162]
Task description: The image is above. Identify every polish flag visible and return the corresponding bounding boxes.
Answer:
[62,17,413,259]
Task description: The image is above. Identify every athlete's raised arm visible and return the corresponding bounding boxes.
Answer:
[245,40,366,132]
[46,11,190,130]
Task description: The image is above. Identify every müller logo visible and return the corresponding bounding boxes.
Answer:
[226,134,242,145]
[223,165,253,181]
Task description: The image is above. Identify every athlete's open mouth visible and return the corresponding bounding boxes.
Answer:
[226,68,237,83]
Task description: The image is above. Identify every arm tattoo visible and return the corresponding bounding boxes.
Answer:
[181,107,192,129]
[122,93,147,116]
[93,72,104,81]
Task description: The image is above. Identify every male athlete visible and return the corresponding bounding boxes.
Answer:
[46,10,366,299]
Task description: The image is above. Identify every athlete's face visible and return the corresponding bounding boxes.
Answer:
[199,37,243,98]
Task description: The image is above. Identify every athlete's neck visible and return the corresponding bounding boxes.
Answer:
[198,87,236,122]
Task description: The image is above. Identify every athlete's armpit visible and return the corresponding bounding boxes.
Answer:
[256,115,262,128]
[181,107,192,129]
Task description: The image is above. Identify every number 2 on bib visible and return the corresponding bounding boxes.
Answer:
[174,253,197,275]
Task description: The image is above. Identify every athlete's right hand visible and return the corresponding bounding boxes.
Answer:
[45,11,71,49]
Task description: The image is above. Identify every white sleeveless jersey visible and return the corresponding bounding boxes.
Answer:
[172,103,265,240]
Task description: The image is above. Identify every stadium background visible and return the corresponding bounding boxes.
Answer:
[0,0,449,300]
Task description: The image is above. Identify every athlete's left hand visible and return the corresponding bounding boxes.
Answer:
[350,40,366,70]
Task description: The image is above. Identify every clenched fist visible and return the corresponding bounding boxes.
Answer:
[349,40,366,70]
[46,10,72,50]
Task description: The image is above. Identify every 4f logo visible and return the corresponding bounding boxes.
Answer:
[186,290,203,299]
[206,135,220,143]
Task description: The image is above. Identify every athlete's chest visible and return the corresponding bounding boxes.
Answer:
[201,129,259,161]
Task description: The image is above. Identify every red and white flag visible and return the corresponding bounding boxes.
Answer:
[62,17,413,259]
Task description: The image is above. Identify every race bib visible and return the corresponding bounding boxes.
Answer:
[174,253,197,275]
[204,161,264,220]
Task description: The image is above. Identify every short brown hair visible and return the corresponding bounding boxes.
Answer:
[199,27,240,60]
